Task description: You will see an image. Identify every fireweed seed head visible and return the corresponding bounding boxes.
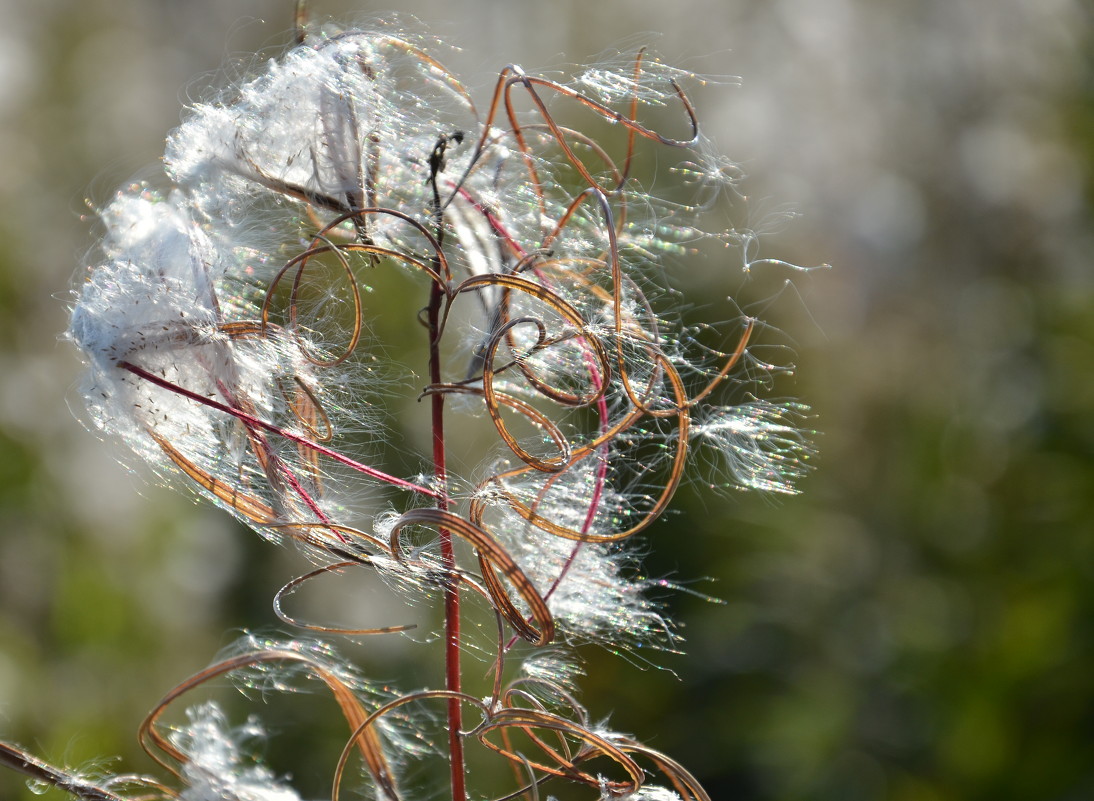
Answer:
[69,188,219,372]
[132,635,423,801]
[475,461,680,651]
[68,184,372,547]
[55,16,820,801]
[165,27,480,241]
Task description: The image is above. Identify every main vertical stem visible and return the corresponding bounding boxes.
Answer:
[427,280,466,801]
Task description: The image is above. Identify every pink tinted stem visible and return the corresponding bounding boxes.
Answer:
[425,279,467,801]
[117,361,441,499]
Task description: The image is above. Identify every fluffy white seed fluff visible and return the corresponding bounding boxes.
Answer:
[175,703,301,801]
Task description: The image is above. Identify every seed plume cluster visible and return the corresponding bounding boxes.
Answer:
[4,15,812,801]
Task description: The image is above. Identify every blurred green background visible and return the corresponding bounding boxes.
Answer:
[1,0,1092,799]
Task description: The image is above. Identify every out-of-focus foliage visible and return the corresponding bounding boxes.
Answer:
[0,0,1091,800]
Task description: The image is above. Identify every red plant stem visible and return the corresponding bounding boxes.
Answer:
[211,377,342,538]
[544,350,609,601]
[117,361,440,499]
[503,342,609,652]
[426,280,466,801]
[521,259,608,604]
